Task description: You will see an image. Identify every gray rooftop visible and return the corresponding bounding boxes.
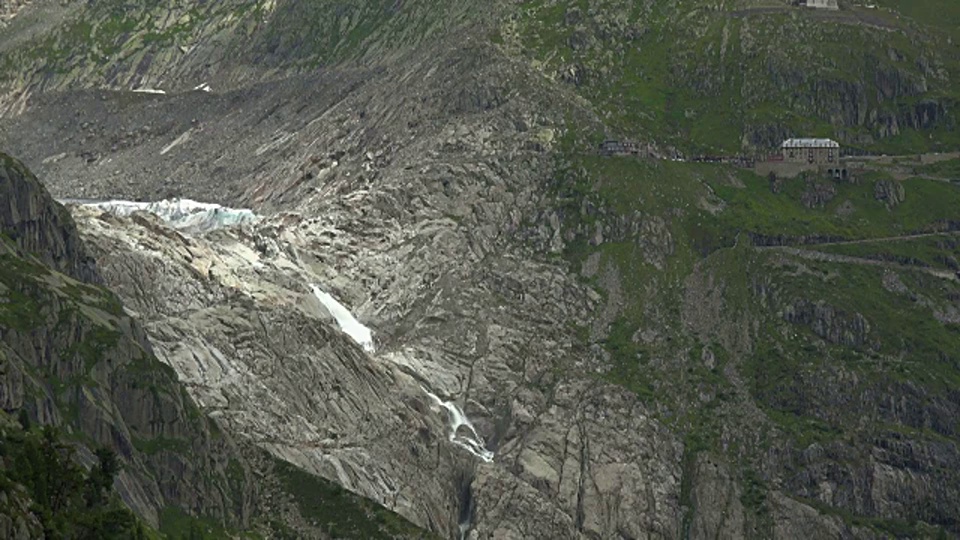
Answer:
[782,138,840,149]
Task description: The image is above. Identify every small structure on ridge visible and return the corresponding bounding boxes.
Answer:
[781,138,840,165]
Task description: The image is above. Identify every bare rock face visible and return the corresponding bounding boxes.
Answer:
[69,181,687,538]
[782,299,871,347]
[71,206,469,535]
[0,487,43,540]
[0,153,98,282]
[874,179,906,209]
[801,179,837,209]
[687,455,746,539]
[0,0,31,24]
[0,154,254,530]
[768,491,876,539]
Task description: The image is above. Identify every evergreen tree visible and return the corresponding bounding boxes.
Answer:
[17,408,30,430]
[0,419,145,538]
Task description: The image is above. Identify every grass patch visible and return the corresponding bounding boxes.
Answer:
[273,459,435,539]
[711,171,960,241]
[514,0,960,154]
[158,506,236,540]
[132,436,189,456]
[913,158,960,181]
[799,495,950,538]
[816,234,960,271]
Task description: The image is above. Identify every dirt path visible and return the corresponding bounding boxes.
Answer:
[852,151,960,166]
[815,231,959,247]
[728,6,907,33]
[757,230,960,248]
[759,242,959,282]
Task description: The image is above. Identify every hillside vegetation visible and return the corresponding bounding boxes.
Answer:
[0,0,483,103]
[515,4,960,534]
[507,0,960,153]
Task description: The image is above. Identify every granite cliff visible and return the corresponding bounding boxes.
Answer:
[0,152,254,533]
[0,153,433,538]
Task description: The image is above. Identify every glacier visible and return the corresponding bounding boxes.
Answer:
[310,285,376,353]
[74,198,259,234]
[423,388,494,463]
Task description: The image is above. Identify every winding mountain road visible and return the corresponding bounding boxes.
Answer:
[755,231,960,281]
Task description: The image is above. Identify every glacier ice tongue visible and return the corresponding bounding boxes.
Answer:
[79,198,259,233]
[310,285,376,353]
[423,388,494,463]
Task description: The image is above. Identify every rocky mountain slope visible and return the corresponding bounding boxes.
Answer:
[0,152,255,533]
[1,0,959,538]
[0,153,434,538]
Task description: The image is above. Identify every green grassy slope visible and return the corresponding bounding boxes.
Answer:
[548,145,960,534]
[507,0,960,154]
[523,14,960,530]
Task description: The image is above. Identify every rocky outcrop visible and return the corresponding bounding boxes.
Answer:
[801,179,838,209]
[782,299,872,347]
[0,153,98,282]
[687,455,747,539]
[0,154,254,529]
[0,0,31,24]
[70,205,470,535]
[0,489,42,540]
[874,178,906,209]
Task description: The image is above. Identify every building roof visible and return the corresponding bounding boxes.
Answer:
[781,138,840,149]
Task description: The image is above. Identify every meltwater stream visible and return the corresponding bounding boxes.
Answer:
[310,285,376,353]
[423,388,494,463]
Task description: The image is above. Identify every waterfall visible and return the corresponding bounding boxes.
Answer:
[422,387,494,463]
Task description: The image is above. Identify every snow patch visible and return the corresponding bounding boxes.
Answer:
[423,388,494,463]
[161,130,192,155]
[132,88,166,95]
[80,198,258,233]
[193,83,212,92]
[309,285,375,353]
[256,131,296,156]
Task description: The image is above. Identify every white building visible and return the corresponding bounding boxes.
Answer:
[801,0,839,10]
[781,138,840,164]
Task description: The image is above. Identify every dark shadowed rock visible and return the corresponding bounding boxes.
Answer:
[0,153,99,283]
[874,178,906,209]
